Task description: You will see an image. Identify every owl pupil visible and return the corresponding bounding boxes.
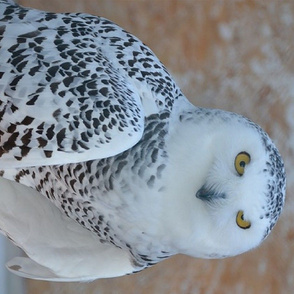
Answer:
[240,161,245,168]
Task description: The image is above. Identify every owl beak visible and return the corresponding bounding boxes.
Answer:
[196,185,226,202]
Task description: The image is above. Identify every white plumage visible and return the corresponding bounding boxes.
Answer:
[0,0,286,281]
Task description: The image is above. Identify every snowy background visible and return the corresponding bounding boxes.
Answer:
[2,0,294,293]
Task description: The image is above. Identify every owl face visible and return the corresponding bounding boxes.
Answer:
[192,115,286,258]
[166,109,286,258]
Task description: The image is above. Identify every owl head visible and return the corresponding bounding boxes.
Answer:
[166,107,286,258]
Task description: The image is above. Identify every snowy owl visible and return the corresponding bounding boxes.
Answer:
[0,0,286,281]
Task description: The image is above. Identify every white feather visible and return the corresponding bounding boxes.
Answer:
[0,177,137,281]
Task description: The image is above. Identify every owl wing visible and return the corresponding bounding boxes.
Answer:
[0,2,183,169]
[0,177,140,281]
[0,5,153,168]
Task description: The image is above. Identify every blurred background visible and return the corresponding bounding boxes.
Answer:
[1,0,294,293]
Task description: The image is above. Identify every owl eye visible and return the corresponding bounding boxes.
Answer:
[234,152,251,176]
[236,210,251,229]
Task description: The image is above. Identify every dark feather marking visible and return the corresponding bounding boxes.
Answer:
[37,137,47,148]
[20,129,32,145]
[20,146,30,157]
[0,132,19,156]
[56,128,66,146]
[21,116,34,126]
[44,150,53,158]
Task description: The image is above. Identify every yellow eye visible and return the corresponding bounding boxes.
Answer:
[234,152,251,176]
[236,210,251,229]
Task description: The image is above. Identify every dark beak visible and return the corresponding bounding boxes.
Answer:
[196,185,226,202]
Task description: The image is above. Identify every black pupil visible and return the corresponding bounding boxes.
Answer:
[240,161,246,168]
